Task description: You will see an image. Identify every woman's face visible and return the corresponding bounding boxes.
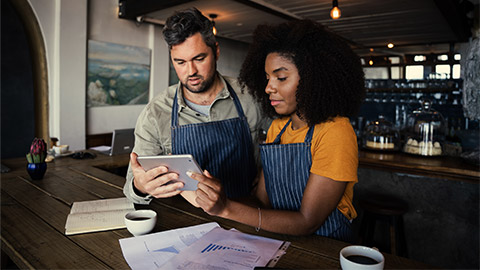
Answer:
[265,53,300,116]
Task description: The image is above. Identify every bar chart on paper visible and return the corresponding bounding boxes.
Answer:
[159,227,288,270]
[201,243,255,254]
[199,242,260,268]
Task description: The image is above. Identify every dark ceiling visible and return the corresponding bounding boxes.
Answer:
[118,0,476,56]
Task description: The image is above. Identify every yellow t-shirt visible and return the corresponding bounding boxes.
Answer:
[266,116,358,220]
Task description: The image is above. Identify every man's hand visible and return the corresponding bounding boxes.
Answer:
[188,170,228,216]
[130,152,184,198]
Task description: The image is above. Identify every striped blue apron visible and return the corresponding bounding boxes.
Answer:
[171,82,257,198]
[260,119,353,241]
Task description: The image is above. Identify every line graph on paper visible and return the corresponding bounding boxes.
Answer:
[143,241,180,268]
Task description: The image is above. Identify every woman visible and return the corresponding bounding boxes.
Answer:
[186,19,365,241]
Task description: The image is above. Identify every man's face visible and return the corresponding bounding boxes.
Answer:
[170,32,219,94]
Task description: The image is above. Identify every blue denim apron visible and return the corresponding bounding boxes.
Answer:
[171,82,256,198]
[260,119,352,241]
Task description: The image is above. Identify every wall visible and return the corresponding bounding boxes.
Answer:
[27,0,249,150]
[28,0,87,151]
[86,0,167,135]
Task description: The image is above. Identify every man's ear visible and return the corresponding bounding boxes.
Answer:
[215,42,220,61]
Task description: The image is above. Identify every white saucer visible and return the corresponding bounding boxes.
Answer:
[55,151,74,157]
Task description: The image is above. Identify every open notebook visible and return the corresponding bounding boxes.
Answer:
[91,128,135,156]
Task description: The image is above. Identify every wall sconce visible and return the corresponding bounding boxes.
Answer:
[209,14,218,35]
[330,0,341,20]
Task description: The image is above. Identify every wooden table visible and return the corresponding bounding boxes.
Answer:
[1,153,434,269]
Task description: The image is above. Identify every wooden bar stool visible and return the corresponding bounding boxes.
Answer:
[358,193,408,257]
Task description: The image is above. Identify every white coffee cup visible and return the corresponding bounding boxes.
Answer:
[124,210,157,236]
[340,245,385,270]
[54,144,69,155]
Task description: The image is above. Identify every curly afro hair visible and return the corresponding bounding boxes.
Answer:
[239,20,365,126]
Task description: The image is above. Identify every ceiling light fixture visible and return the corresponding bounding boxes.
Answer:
[209,14,218,35]
[330,0,341,20]
[387,43,394,49]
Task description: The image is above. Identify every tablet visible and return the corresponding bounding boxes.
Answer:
[137,154,202,191]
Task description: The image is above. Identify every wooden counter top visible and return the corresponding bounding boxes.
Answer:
[359,150,480,183]
[1,153,434,269]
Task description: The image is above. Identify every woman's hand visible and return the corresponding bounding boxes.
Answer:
[187,170,229,217]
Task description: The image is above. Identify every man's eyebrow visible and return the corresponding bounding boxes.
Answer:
[173,53,208,62]
[193,53,207,59]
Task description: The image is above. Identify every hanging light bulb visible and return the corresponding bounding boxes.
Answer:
[209,14,218,35]
[330,0,341,19]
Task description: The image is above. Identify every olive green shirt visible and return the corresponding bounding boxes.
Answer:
[123,74,270,204]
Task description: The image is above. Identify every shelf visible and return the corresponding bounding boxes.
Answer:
[365,87,459,93]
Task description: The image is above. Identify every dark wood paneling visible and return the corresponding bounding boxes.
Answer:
[86,133,112,149]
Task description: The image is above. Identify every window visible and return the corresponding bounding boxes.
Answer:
[389,57,400,64]
[414,55,426,62]
[436,64,451,79]
[452,64,461,79]
[363,67,389,79]
[391,66,402,79]
[405,65,424,80]
[437,54,448,61]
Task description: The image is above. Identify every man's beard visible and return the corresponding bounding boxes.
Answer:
[182,73,216,94]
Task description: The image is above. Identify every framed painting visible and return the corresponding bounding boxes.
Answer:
[87,40,151,107]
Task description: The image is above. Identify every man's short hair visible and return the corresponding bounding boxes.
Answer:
[162,7,217,54]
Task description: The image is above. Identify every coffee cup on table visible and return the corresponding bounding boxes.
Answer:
[340,245,384,270]
[53,144,69,155]
[124,209,157,236]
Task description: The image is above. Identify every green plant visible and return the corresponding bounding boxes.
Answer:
[26,138,47,164]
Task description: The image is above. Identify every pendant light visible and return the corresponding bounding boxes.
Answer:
[209,14,218,35]
[330,0,341,20]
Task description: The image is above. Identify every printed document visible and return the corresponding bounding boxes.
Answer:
[119,222,220,270]
[159,227,288,270]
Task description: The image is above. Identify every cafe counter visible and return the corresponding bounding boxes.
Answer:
[359,149,479,183]
[355,149,479,269]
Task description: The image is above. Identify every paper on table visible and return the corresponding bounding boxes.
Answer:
[159,227,289,270]
[119,222,220,270]
[70,197,133,213]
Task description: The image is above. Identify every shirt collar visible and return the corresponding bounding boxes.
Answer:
[176,72,231,112]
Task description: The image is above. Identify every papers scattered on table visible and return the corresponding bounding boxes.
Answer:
[65,197,134,235]
[119,222,289,270]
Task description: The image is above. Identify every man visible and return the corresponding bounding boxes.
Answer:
[123,7,267,205]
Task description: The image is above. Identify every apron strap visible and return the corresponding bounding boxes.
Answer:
[172,89,180,127]
[272,118,315,144]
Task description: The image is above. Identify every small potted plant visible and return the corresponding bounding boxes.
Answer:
[26,138,48,180]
